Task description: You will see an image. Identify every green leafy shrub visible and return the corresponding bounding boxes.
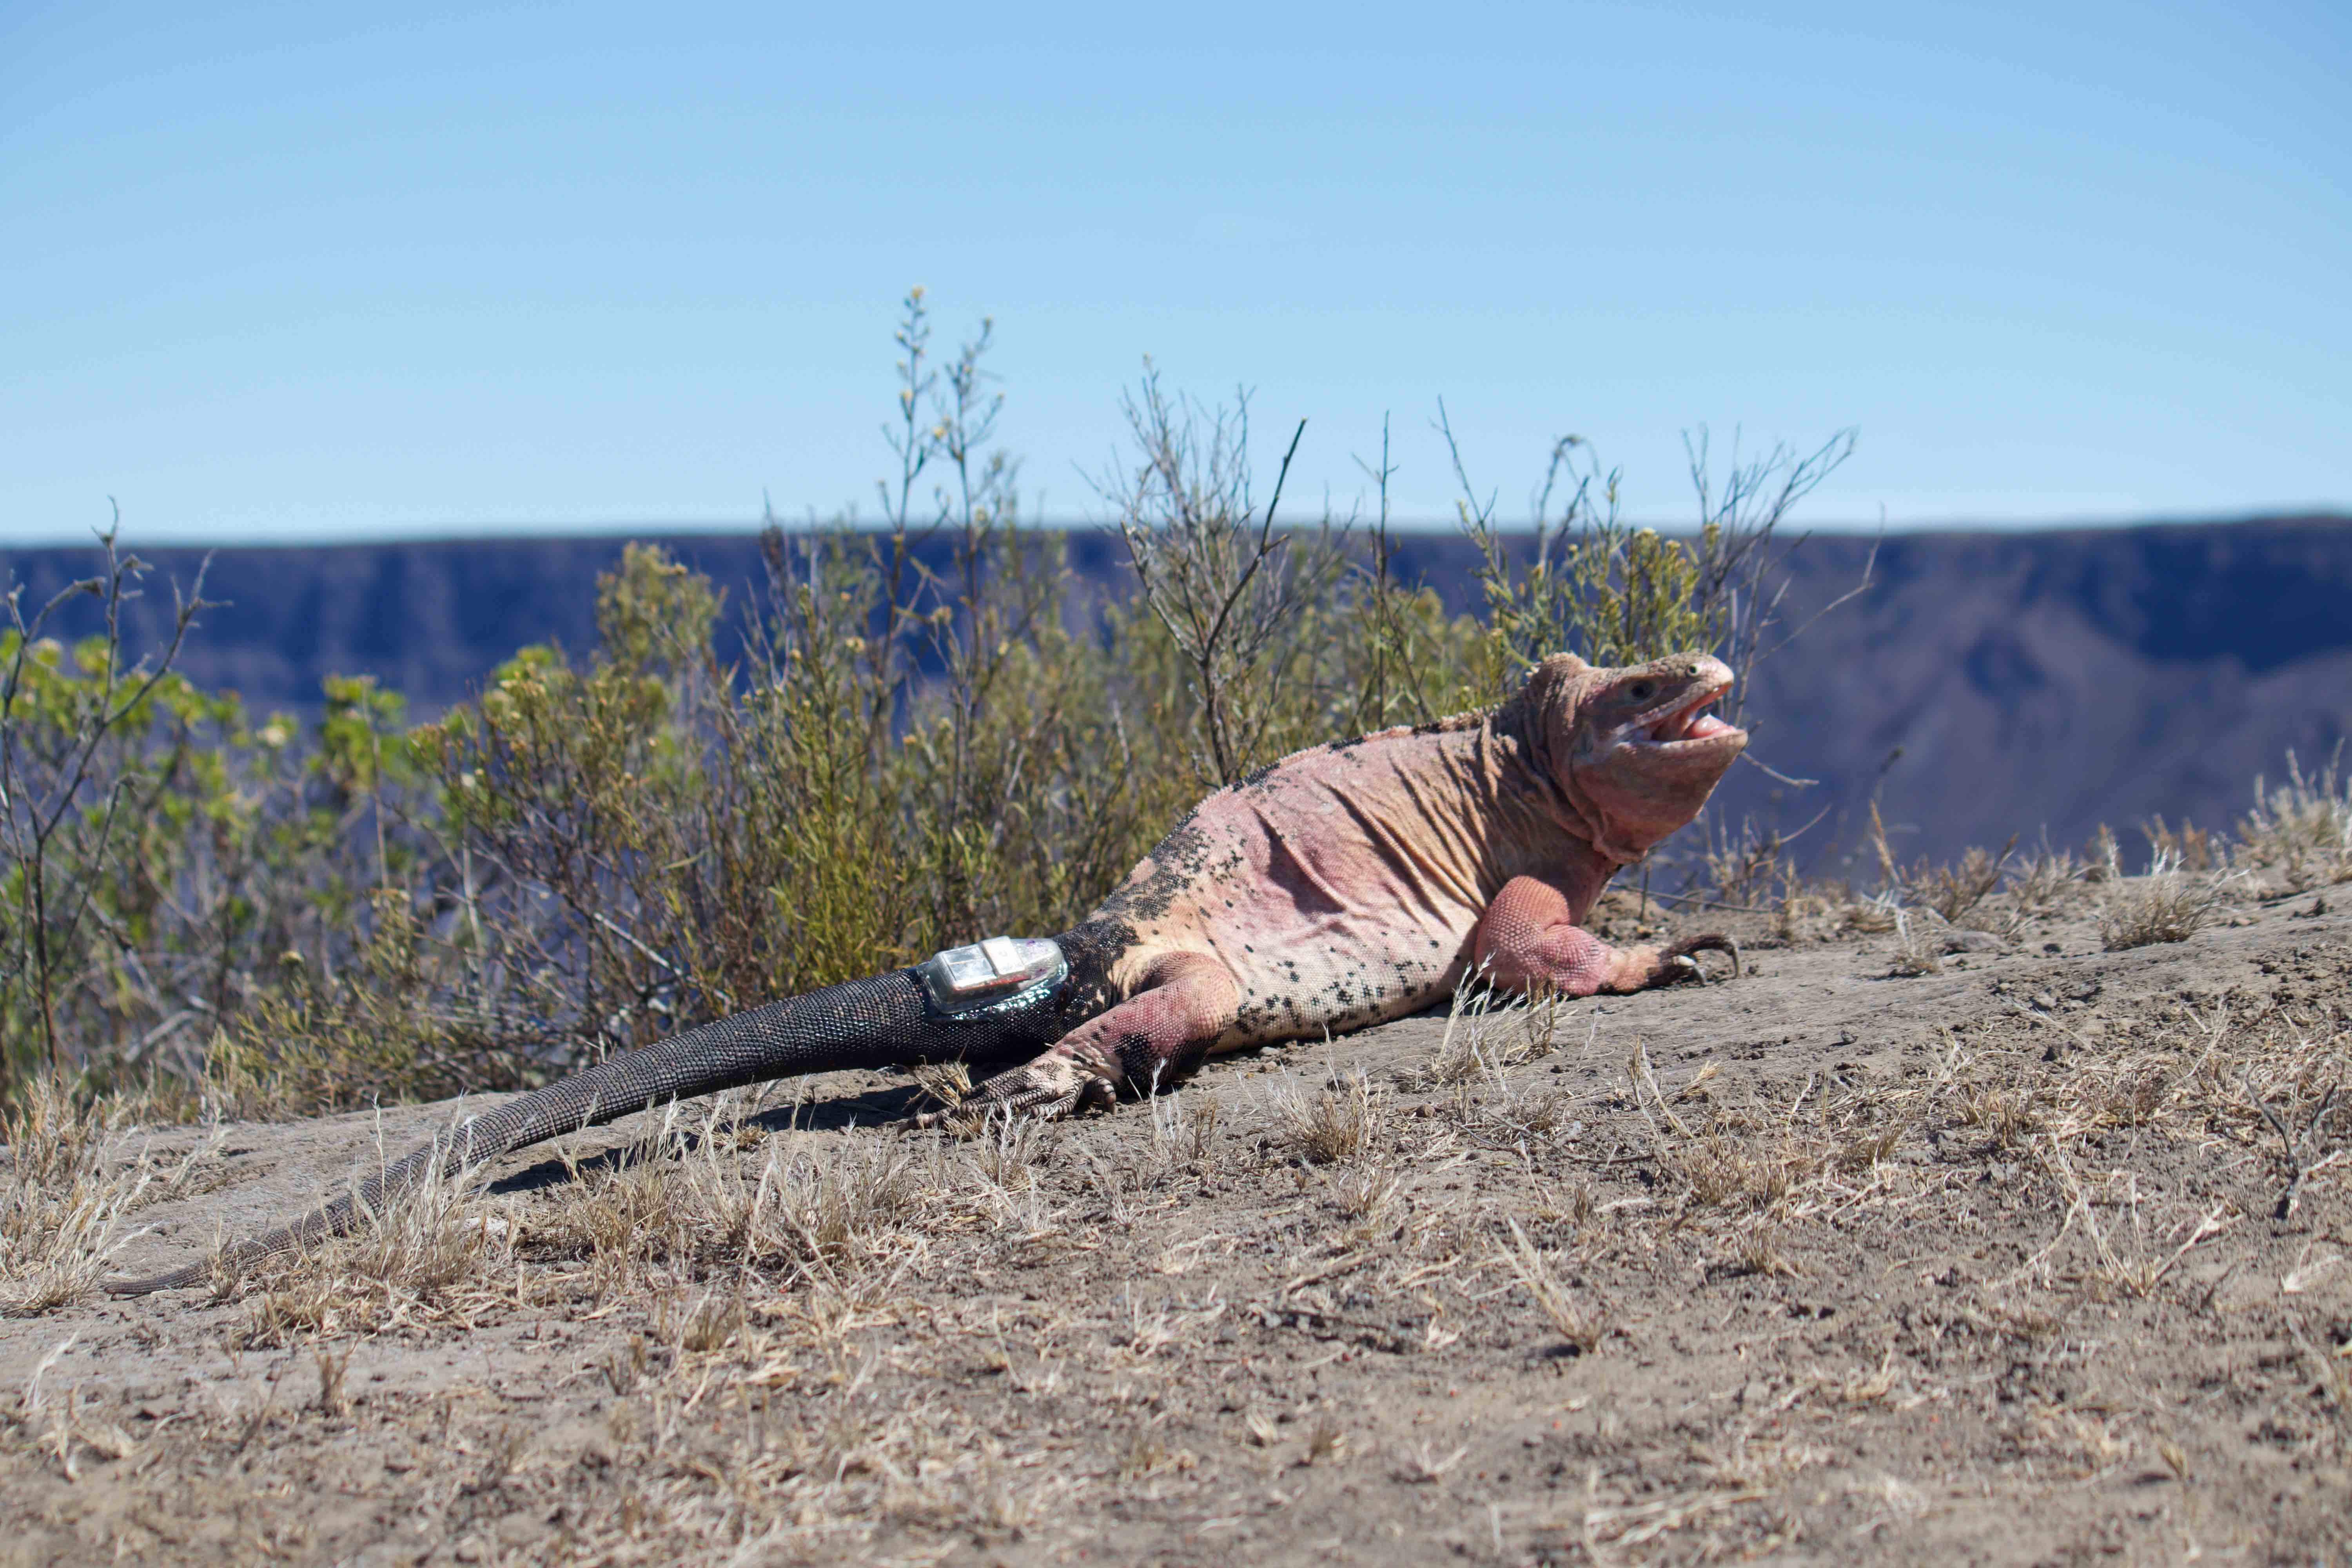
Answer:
[1441,410,1856,715]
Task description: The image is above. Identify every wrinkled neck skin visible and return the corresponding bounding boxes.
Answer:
[1509,650,1749,866]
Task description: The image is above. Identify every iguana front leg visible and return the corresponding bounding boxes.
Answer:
[1473,874,1739,996]
[915,951,1240,1126]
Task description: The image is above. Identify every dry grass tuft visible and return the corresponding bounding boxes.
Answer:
[967,1105,1055,1192]
[1913,840,2014,922]
[1471,1071,1580,1141]
[1273,1067,1381,1165]
[1955,1083,2045,1148]
[1,1079,217,1315]
[1702,818,1792,907]
[1328,1167,1399,1224]
[2140,813,2216,871]
[906,1060,973,1115]
[1501,1216,1610,1354]
[775,1133,926,1265]
[1864,804,2016,925]
[1884,908,1944,976]
[2009,842,2086,912]
[1734,1227,1804,1279]
[2238,747,2352,890]
[229,1094,949,1346]
[2100,850,2233,950]
[1841,889,1902,935]
[239,1136,506,1344]
[1144,1084,1220,1172]
[1406,973,1566,1089]
[1670,1132,1801,1211]
[312,1343,353,1417]
[1298,1414,1346,1467]
[529,1101,930,1299]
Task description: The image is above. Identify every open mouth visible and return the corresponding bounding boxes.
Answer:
[1638,684,1740,746]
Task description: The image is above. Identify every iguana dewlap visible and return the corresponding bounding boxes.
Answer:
[110,651,1744,1295]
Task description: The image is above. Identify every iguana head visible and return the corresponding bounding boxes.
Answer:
[1517,651,1748,862]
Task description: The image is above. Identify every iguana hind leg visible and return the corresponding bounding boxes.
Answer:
[915,951,1239,1126]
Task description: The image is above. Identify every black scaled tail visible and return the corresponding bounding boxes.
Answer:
[107,960,1073,1296]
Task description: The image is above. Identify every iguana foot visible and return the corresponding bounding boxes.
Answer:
[909,1043,1122,1130]
[1658,932,1740,985]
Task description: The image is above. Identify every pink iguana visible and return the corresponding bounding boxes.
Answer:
[112,651,1745,1294]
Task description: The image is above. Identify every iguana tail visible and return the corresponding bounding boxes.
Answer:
[106,956,1077,1297]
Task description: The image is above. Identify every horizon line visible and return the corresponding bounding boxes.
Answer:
[8,506,2350,553]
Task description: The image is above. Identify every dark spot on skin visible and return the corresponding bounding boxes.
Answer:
[1041,918,1140,1038]
[1094,819,1217,924]
[1113,1027,1207,1089]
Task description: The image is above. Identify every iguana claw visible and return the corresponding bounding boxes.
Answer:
[1659,932,1740,985]
[909,1048,1120,1130]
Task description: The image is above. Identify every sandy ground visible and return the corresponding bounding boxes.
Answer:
[2,886,2348,1565]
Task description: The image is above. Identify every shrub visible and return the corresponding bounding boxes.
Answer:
[1439,407,1856,715]
[0,542,480,1110]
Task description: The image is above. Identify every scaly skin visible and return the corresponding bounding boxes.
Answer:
[111,650,1743,1295]
[918,650,1748,1124]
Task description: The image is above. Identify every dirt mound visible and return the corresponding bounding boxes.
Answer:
[3,887,2348,1564]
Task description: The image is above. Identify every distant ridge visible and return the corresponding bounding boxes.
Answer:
[6,514,2348,869]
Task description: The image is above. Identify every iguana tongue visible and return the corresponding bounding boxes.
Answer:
[1651,694,1723,741]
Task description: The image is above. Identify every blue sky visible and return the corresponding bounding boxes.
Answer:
[5,1,2346,543]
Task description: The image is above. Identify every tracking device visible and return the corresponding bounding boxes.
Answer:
[914,936,1068,1017]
